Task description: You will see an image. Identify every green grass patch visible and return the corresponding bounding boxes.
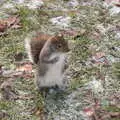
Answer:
[104,105,120,112]
[71,36,91,61]
[112,62,120,79]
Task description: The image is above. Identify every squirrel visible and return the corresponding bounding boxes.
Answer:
[25,32,69,90]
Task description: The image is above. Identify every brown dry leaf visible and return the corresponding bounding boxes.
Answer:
[16,63,32,73]
[18,94,34,100]
[89,44,97,55]
[83,107,94,117]
[5,16,20,27]
[96,71,105,81]
[0,20,7,32]
[0,16,20,32]
[34,108,46,120]
[60,29,79,37]
[115,3,120,7]
[12,71,24,77]
[100,112,120,120]
[90,32,101,40]
[11,24,21,29]
[61,29,86,37]
[109,112,120,118]
[22,73,33,79]
[94,52,105,59]
[92,52,109,64]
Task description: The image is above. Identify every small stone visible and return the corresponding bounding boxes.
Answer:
[50,16,71,28]
[13,0,25,4]
[67,0,79,7]
[87,78,104,94]
[27,0,44,9]
[110,6,120,15]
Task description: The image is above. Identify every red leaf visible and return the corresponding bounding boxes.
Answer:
[92,52,109,64]
[83,107,94,116]
[0,21,7,32]
[94,52,105,59]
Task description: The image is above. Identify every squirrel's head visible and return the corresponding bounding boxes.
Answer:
[50,33,69,52]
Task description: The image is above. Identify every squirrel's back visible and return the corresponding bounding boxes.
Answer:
[25,32,69,64]
[25,32,52,63]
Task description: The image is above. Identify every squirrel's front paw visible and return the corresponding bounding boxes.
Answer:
[51,56,59,64]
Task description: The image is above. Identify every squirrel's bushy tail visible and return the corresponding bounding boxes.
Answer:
[24,32,36,63]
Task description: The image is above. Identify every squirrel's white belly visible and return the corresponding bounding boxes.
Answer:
[39,53,66,87]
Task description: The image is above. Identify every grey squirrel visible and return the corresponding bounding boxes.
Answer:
[25,32,69,90]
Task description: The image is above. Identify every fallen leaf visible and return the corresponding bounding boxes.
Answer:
[61,29,86,37]
[61,29,79,36]
[92,52,109,64]
[11,24,21,29]
[94,52,105,59]
[0,16,21,32]
[18,94,34,100]
[12,71,24,77]
[90,32,101,40]
[0,20,7,32]
[22,73,33,79]
[5,16,20,27]
[16,63,32,73]
[109,112,120,118]
[83,107,94,116]
[96,71,105,80]
[115,3,120,7]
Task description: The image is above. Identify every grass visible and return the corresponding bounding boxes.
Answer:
[66,36,94,91]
